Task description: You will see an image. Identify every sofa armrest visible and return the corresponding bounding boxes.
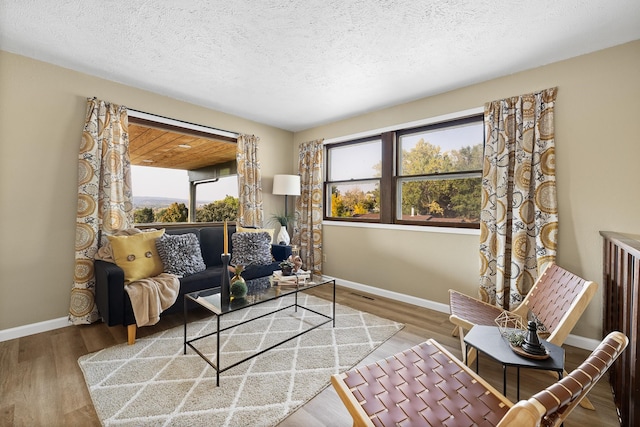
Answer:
[271,244,292,262]
[94,259,128,327]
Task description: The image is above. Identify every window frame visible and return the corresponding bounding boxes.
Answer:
[324,135,383,223]
[324,112,484,229]
[128,110,240,225]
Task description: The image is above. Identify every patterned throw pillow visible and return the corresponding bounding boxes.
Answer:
[155,233,206,277]
[230,232,273,266]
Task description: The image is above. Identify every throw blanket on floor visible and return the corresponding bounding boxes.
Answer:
[95,228,180,327]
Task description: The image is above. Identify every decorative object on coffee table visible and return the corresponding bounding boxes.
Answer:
[279,259,294,275]
[220,220,230,306]
[220,253,231,306]
[495,311,526,347]
[521,320,548,356]
[230,265,247,299]
[292,255,303,272]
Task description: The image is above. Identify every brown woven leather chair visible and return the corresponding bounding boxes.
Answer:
[331,331,627,427]
[449,264,598,366]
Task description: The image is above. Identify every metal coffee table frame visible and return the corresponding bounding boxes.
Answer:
[184,275,335,386]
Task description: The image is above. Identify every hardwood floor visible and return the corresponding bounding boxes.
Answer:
[0,286,620,426]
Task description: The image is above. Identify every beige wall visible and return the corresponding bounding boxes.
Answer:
[295,40,640,341]
[0,51,294,330]
[3,40,639,342]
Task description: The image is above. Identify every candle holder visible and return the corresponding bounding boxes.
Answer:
[220,253,231,308]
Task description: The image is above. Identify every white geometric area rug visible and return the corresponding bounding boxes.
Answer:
[79,294,403,427]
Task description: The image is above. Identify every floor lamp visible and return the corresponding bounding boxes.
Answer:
[273,174,301,244]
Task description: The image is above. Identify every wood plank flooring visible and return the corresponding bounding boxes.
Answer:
[0,285,620,426]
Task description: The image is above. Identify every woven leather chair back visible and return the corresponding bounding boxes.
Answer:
[523,264,592,339]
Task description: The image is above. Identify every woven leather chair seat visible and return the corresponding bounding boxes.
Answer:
[332,332,627,427]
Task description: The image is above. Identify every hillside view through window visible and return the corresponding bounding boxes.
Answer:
[131,166,239,223]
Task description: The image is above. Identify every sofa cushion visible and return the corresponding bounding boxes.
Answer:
[155,233,206,277]
[231,231,273,266]
[107,229,165,284]
[237,225,275,244]
[199,227,230,267]
[243,261,281,280]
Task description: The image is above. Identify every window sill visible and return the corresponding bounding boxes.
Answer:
[322,220,480,236]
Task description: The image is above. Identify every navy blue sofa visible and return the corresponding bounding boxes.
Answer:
[94,224,291,343]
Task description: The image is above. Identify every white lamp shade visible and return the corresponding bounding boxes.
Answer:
[273,174,301,196]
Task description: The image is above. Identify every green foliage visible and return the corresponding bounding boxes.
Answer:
[330,186,378,217]
[330,139,483,222]
[270,212,293,226]
[195,195,239,222]
[155,202,188,223]
[134,207,155,224]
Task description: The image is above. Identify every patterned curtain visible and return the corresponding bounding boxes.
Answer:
[69,98,133,324]
[292,139,324,274]
[479,87,558,310]
[236,134,263,227]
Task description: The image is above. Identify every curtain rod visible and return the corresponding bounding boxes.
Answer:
[127,108,239,139]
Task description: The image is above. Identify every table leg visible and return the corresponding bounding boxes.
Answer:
[517,367,520,401]
[332,280,336,327]
[183,297,187,355]
[216,314,220,387]
[503,365,507,396]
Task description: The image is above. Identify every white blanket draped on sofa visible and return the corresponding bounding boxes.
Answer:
[96,230,180,327]
[123,273,179,326]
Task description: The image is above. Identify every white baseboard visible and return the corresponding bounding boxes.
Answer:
[331,276,601,351]
[0,316,70,342]
[1,278,603,351]
[563,334,601,351]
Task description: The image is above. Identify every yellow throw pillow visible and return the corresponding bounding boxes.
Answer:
[107,229,165,284]
[237,225,275,244]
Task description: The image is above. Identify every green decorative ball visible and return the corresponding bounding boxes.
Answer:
[230,278,247,298]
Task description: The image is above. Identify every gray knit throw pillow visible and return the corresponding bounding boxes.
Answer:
[156,233,206,277]
[230,232,273,266]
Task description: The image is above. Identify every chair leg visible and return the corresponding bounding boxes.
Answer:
[579,396,595,410]
[127,324,137,345]
[455,326,477,366]
[466,347,477,366]
[451,325,459,337]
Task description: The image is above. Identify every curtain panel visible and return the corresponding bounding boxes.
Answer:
[479,87,558,310]
[293,139,324,274]
[236,134,263,227]
[69,98,133,325]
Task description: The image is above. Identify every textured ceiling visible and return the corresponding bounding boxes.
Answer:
[1,1,639,132]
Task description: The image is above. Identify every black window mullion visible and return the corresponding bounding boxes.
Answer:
[380,132,394,224]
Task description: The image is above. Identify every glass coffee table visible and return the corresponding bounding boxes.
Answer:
[183,274,335,386]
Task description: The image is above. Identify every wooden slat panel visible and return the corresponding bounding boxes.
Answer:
[600,230,640,427]
[127,123,236,170]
